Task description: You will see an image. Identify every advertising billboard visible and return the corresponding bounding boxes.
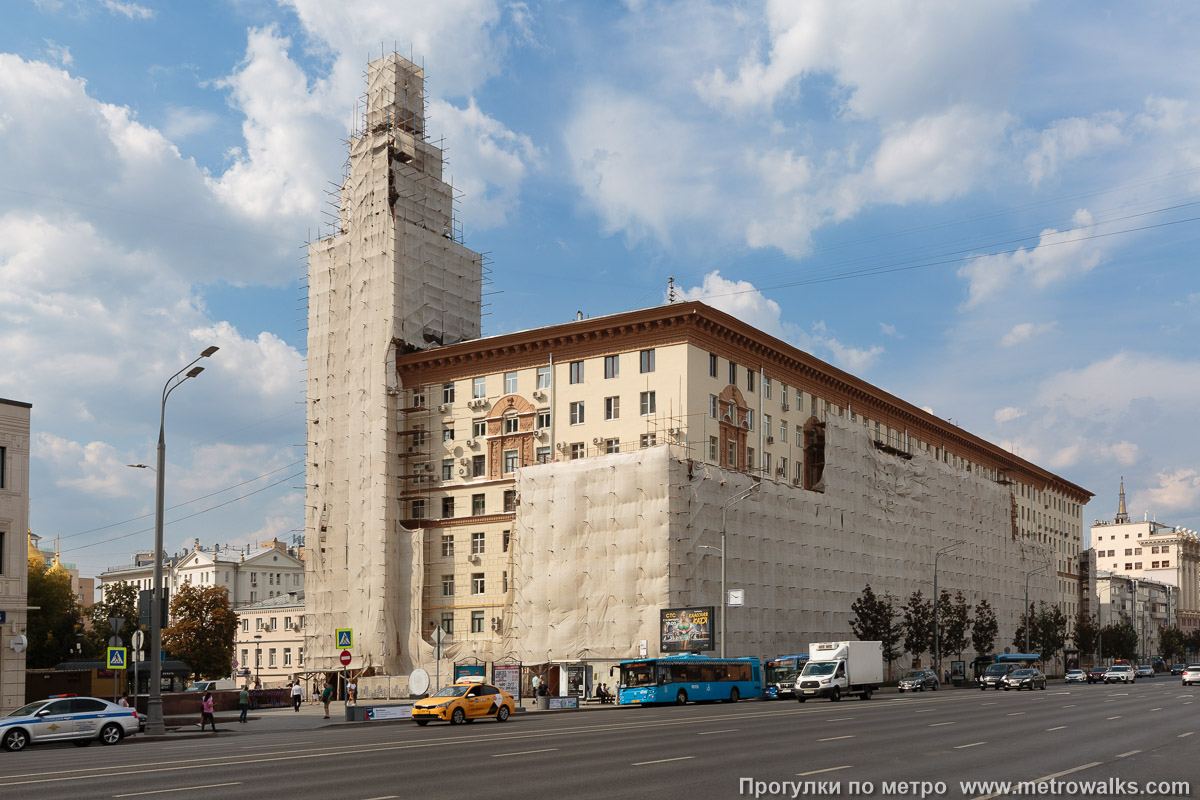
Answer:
[659,606,714,652]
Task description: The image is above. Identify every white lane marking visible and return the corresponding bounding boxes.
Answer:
[928,722,955,727]
[697,729,740,735]
[797,766,852,777]
[825,718,855,722]
[362,797,399,800]
[633,756,694,766]
[1006,712,1024,716]
[1061,704,1075,708]
[969,762,1100,800]
[1179,732,1195,738]
[113,783,241,798]
[1115,750,1141,758]
[955,742,986,749]
[1150,708,1162,711]
[915,709,935,713]
[1046,726,1067,731]
[817,735,855,742]
[1107,716,1122,720]
[980,702,997,706]
[492,748,559,758]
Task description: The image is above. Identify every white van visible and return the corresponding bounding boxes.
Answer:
[184,679,237,692]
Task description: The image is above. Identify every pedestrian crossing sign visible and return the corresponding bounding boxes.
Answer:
[107,647,127,670]
[336,628,353,649]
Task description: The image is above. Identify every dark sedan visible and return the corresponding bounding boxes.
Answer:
[1002,668,1047,691]
[1087,666,1108,684]
[898,669,939,693]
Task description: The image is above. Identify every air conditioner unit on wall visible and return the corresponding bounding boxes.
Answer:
[458,467,468,476]
[766,436,774,444]
[460,457,470,466]
[792,477,801,486]
[592,437,602,445]
[534,430,547,440]
[781,403,789,411]
[532,390,546,401]
[439,403,450,412]
[466,439,477,448]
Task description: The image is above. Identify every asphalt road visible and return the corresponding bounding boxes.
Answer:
[3,679,1196,800]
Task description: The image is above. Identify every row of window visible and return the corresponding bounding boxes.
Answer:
[440,531,512,557]
[441,571,507,596]
[239,646,303,669]
[1111,561,1170,570]
[437,610,495,635]
[413,491,517,520]
[240,615,305,632]
[1099,545,1170,557]
[569,392,657,424]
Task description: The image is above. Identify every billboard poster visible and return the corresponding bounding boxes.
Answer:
[492,664,521,698]
[659,606,714,652]
[454,663,486,681]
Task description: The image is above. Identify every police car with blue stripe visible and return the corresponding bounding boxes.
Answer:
[2,695,140,752]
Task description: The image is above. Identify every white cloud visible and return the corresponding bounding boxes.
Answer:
[1135,469,1200,514]
[1098,441,1140,466]
[162,107,219,141]
[999,321,1057,348]
[879,323,899,337]
[1025,111,1127,187]
[43,40,72,66]
[994,406,1025,424]
[958,209,1104,307]
[101,0,154,20]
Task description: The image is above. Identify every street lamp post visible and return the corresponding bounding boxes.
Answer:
[1024,565,1048,654]
[720,482,760,658]
[142,346,218,736]
[932,540,964,678]
[254,634,262,686]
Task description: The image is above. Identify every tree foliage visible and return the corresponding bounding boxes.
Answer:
[1099,623,1138,661]
[971,598,998,656]
[26,556,83,669]
[83,581,141,658]
[1012,603,1041,654]
[937,590,971,659]
[901,590,934,665]
[162,583,238,680]
[1159,626,1186,662]
[1036,603,1068,662]
[850,584,903,675]
[1072,611,1099,657]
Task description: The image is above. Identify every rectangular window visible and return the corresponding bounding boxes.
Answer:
[443,428,454,443]
[536,446,551,463]
[764,414,772,438]
[747,409,755,431]
[503,571,509,593]
[269,649,277,668]
[504,371,518,394]
[746,369,755,392]
[503,530,510,552]
[442,575,455,596]
[709,395,718,419]
[411,499,426,519]
[412,388,426,408]
[747,447,755,468]
[1162,545,1170,553]
[604,354,619,379]
[442,458,454,481]
[709,353,718,378]
[472,455,486,477]
[709,436,718,461]
[472,420,486,438]
[0,446,6,489]
[472,532,485,555]
[605,438,620,454]
[604,396,619,420]
[504,489,517,512]
[241,648,248,666]
[763,452,771,473]
[443,383,455,404]
[780,420,787,443]
[1163,560,1170,567]
[570,442,585,459]
[441,534,454,557]
[779,456,788,477]
[284,648,292,667]
[639,349,655,373]
[763,376,771,399]
[727,441,736,468]
[569,361,584,384]
[504,416,519,434]
[537,366,551,389]
[471,611,485,633]
[472,573,485,594]
[503,449,518,474]
[242,619,249,632]
[781,384,789,408]
[1152,561,1160,569]
[640,433,657,448]
[536,410,550,429]
[640,391,656,415]
[255,648,262,667]
[728,360,737,385]
[570,401,585,424]
[472,494,486,515]
[473,376,486,398]
[441,613,454,635]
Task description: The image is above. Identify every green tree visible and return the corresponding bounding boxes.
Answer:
[1072,611,1099,658]
[1012,603,1042,653]
[1184,627,1200,659]
[84,581,141,658]
[971,598,998,656]
[1036,603,1067,664]
[937,589,971,659]
[162,584,239,680]
[1099,623,1138,660]
[1159,626,1186,662]
[848,584,901,677]
[26,556,83,668]
[901,590,934,666]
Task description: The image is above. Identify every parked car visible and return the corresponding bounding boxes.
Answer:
[774,673,800,699]
[978,663,1017,690]
[1104,664,1135,684]
[1,696,139,752]
[1182,665,1200,687]
[1064,669,1086,684]
[1135,665,1155,679]
[184,679,237,692]
[1002,668,1047,691]
[1170,663,1186,676]
[1087,666,1109,684]
[898,669,939,693]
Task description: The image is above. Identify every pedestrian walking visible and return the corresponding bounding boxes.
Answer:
[346,677,357,706]
[321,681,333,718]
[118,692,131,708]
[291,680,303,712]
[200,691,217,732]
[311,680,319,704]
[238,685,250,723]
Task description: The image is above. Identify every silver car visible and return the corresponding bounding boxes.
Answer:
[1,696,140,752]
[1182,665,1200,687]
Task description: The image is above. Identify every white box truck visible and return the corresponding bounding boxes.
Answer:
[795,641,883,702]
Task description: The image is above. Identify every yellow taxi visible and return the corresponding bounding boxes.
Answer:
[411,677,515,726]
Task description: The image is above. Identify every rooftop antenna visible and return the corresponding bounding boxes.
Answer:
[667,275,676,304]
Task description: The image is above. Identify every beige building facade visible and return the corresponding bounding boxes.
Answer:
[0,397,32,713]
[233,592,306,688]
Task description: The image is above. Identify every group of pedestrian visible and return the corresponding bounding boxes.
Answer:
[594,683,615,703]
[191,676,340,729]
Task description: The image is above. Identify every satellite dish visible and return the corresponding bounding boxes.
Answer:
[410,668,430,696]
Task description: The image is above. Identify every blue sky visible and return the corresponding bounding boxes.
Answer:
[4,1,1199,580]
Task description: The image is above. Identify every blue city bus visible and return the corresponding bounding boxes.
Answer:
[764,654,809,698]
[616,654,763,705]
[996,653,1042,666]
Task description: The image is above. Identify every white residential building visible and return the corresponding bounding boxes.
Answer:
[234,592,306,688]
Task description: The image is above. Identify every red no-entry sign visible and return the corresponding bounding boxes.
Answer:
[340,650,352,667]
